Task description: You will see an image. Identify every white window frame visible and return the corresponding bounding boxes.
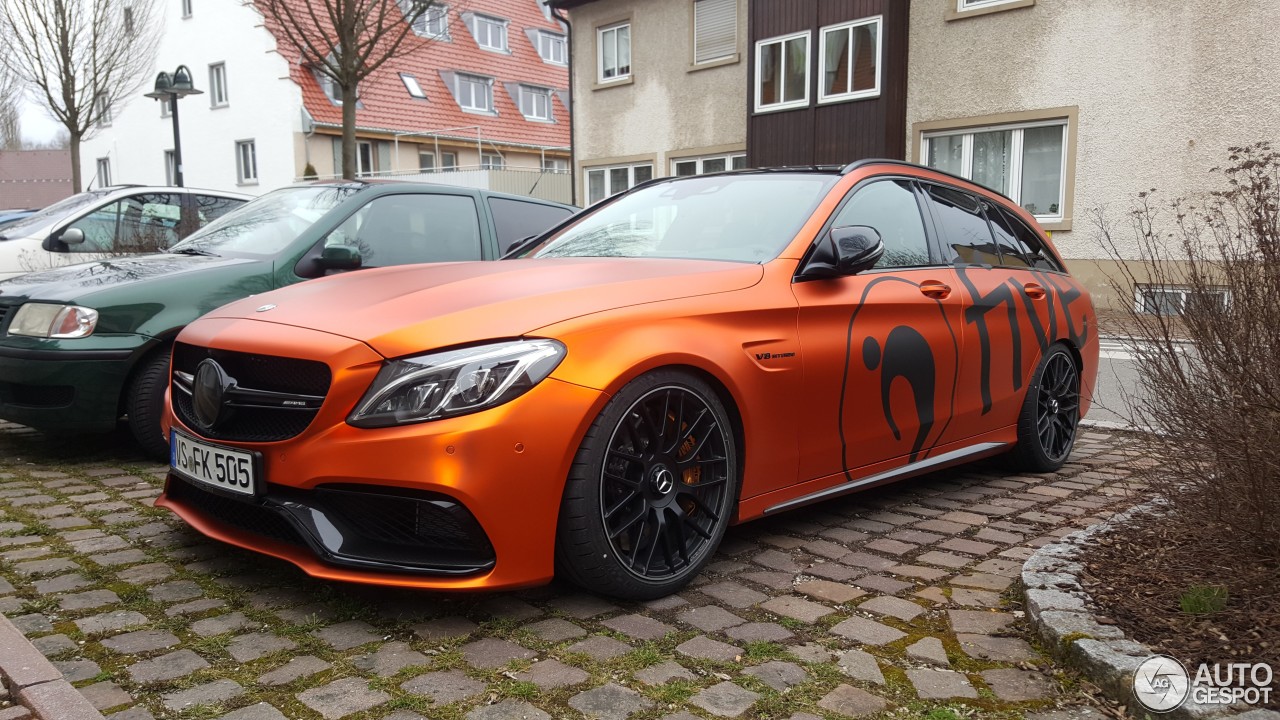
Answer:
[208,62,228,107]
[95,93,111,127]
[181,0,192,17]
[164,149,176,186]
[922,118,1069,223]
[959,0,1023,9]
[518,85,552,121]
[96,157,111,187]
[418,150,435,172]
[481,152,505,170]
[356,140,375,177]
[455,73,493,113]
[670,153,746,176]
[693,0,737,65]
[400,73,426,99]
[817,16,882,104]
[1134,284,1230,316]
[441,151,458,171]
[597,22,631,83]
[425,4,449,37]
[542,158,568,173]
[316,69,342,105]
[753,30,810,113]
[235,140,257,185]
[584,162,653,205]
[537,30,567,65]
[474,14,508,52]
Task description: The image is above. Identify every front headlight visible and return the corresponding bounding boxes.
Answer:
[8,303,99,338]
[348,338,566,428]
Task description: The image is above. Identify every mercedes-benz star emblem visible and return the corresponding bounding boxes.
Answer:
[1133,654,1190,713]
[256,304,276,312]
[653,467,675,495]
[192,359,236,430]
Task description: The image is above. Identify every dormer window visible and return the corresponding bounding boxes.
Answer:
[537,30,566,65]
[473,14,508,52]
[403,1,449,39]
[455,73,493,113]
[316,70,342,104]
[518,85,552,121]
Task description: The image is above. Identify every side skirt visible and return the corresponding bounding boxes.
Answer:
[762,442,1009,516]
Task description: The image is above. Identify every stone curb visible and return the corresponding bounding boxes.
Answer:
[0,614,105,720]
[1021,502,1279,720]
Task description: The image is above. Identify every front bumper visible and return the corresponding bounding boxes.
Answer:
[157,317,607,591]
[0,338,143,432]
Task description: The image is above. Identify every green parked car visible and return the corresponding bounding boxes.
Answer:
[0,180,576,456]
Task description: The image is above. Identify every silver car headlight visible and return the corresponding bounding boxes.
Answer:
[8,303,99,339]
[348,339,566,428]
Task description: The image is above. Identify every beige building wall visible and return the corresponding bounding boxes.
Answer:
[907,0,1280,308]
[566,0,747,200]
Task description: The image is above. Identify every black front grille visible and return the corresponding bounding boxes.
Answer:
[167,476,304,546]
[314,485,494,553]
[172,342,331,442]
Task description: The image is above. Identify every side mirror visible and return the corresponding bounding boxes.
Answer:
[318,244,361,270]
[797,225,884,280]
[58,227,86,246]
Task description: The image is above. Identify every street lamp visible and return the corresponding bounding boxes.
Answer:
[144,65,203,187]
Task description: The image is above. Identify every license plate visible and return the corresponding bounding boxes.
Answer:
[170,429,257,496]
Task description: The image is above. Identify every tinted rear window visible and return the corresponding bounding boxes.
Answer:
[926,184,1000,266]
[488,198,573,254]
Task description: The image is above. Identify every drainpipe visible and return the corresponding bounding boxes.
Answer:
[551,3,576,206]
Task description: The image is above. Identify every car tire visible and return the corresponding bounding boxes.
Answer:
[126,349,172,460]
[556,370,740,600]
[1008,343,1080,473]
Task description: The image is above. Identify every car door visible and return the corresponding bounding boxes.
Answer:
[792,178,967,483]
[923,183,1037,440]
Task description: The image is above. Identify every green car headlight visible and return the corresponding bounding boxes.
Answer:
[8,303,99,339]
[348,339,566,428]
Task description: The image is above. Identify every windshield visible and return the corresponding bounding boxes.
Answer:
[169,185,359,257]
[528,174,838,263]
[0,190,114,240]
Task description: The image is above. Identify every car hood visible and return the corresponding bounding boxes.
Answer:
[0,253,262,304]
[205,258,765,359]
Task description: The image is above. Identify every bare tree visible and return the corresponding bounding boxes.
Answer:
[0,0,161,191]
[0,65,21,150]
[252,0,438,179]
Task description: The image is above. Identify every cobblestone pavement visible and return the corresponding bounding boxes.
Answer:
[0,420,1147,720]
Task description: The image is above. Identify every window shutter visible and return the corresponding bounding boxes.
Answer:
[694,0,736,64]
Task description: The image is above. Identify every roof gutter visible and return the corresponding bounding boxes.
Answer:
[550,3,576,206]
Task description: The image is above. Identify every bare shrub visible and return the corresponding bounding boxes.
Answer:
[1094,142,1280,559]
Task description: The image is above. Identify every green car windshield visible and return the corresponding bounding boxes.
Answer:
[528,174,838,263]
[169,185,359,258]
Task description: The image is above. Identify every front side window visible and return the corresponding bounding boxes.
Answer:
[533,174,839,263]
[926,184,1001,266]
[519,85,552,121]
[693,0,736,65]
[598,23,631,82]
[474,14,508,51]
[324,193,483,265]
[671,153,746,176]
[236,140,257,184]
[209,62,228,107]
[538,31,566,64]
[819,17,880,103]
[755,31,809,112]
[585,163,652,205]
[66,193,185,253]
[456,73,492,112]
[923,120,1068,222]
[191,195,244,225]
[832,179,931,268]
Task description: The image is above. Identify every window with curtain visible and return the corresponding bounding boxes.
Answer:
[819,17,881,103]
[755,31,809,112]
[923,120,1067,221]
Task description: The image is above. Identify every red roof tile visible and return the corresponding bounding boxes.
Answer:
[256,0,570,150]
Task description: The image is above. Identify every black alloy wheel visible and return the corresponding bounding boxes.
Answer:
[1009,342,1080,472]
[556,370,739,600]
[1036,350,1080,463]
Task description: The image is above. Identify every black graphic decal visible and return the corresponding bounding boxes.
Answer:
[863,327,936,462]
[954,267,1023,414]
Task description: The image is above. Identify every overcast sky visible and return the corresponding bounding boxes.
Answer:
[19,97,64,144]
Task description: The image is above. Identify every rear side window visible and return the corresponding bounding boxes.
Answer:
[328,194,482,267]
[987,204,1062,271]
[488,197,573,254]
[831,179,931,268]
[926,184,1000,266]
[191,195,245,227]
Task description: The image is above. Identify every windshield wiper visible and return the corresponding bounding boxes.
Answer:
[169,247,218,257]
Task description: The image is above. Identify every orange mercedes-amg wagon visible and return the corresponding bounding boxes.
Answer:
[158,160,1098,599]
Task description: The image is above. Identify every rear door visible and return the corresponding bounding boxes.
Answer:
[320,191,487,268]
[486,196,574,255]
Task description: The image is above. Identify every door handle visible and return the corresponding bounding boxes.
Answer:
[1024,282,1047,300]
[919,280,952,299]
